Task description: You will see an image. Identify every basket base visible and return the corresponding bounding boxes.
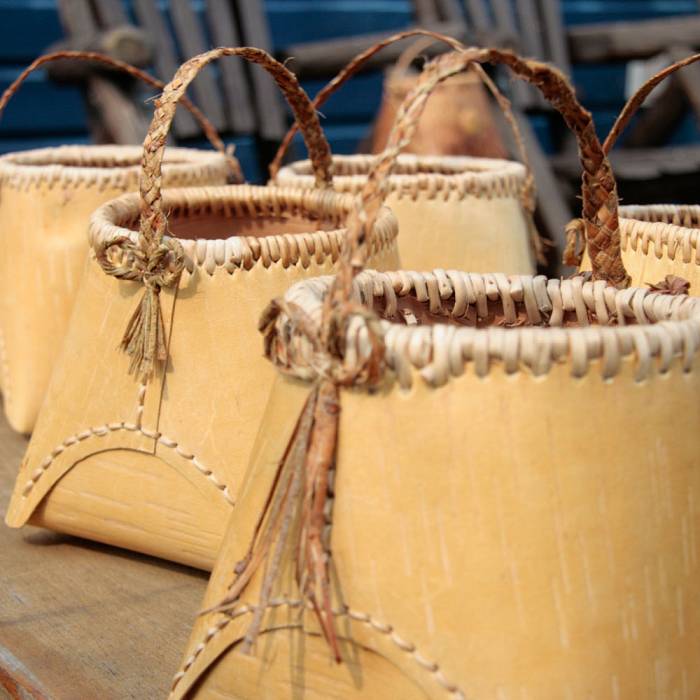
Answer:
[28,449,230,571]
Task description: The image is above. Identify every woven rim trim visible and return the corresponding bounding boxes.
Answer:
[0,145,229,191]
[276,154,527,201]
[89,185,398,276]
[270,270,700,388]
[620,205,700,265]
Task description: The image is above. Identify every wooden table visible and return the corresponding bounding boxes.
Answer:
[0,414,208,699]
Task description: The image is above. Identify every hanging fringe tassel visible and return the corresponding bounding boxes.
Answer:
[298,380,341,660]
[121,284,168,381]
[563,217,585,267]
[207,379,343,661]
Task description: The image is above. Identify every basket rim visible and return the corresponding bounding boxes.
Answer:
[620,205,700,265]
[276,153,527,200]
[89,184,398,275]
[0,144,229,188]
[266,269,700,387]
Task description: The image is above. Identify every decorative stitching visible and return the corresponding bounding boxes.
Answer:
[88,185,398,277]
[135,381,147,429]
[267,271,700,389]
[0,145,228,192]
[20,424,234,506]
[620,206,700,265]
[276,153,528,203]
[171,598,465,700]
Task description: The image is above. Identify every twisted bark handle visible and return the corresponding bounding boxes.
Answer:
[269,29,463,179]
[604,52,700,153]
[269,31,536,218]
[329,48,627,313]
[140,47,333,253]
[0,51,240,179]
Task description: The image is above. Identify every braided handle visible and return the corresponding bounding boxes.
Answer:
[0,51,239,179]
[604,52,700,153]
[140,47,333,252]
[268,29,463,179]
[268,31,536,216]
[329,48,628,312]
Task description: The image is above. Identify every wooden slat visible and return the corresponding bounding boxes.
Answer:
[413,0,440,23]
[433,0,463,22]
[465,0,491,31]
[667,44,700,123]
[538,0,570,75]
[511,0,546,109]
[88,76,150,143]
[515,0,545,59]
[625,78,687,148]
[280,20,467,79]
[57,0,148,144]
[170,0,227,132]
[0,412,207,700]
[568,15,700,63]
[552,142,700,181]
[56,0,97,36]
[92,0,130,28]
[132,0,199,138]
[205,0,256,134]
[491,0,518,36]
[235,0,286,140]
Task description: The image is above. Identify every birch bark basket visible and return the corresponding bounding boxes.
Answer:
[0,51,235,434]
[4,47,399,571]
[170,49,700,700]
[271,30,542,273]
[576,52,700,294]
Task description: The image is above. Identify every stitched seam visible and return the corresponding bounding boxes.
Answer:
[136,381,147,429]
[20,424,234,506]
[171,598,465,699]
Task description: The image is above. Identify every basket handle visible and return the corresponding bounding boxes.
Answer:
[0,51,241,181]
[604,52,700,153]
[328,47,628,315]
[140,47,334,253]
[268,30,460,178]
[268,31,537,219]
[103,47,333,382]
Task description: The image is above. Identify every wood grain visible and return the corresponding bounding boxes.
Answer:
[0,411,208,700]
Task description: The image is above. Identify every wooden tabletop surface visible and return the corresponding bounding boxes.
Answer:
[0,413,208,700]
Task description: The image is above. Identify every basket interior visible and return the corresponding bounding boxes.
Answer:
[352,271,694,331]
[108,188,349,242]
[167,212,341,240]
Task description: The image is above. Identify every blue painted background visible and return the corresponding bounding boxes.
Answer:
[0,0,699,181]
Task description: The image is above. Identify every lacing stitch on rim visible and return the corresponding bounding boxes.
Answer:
[277,154,528,203]
[170,598,465,700]
[620,208,700,264]
[88,187,399,277]
[266,271,700,389]
[0,146,228,192]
